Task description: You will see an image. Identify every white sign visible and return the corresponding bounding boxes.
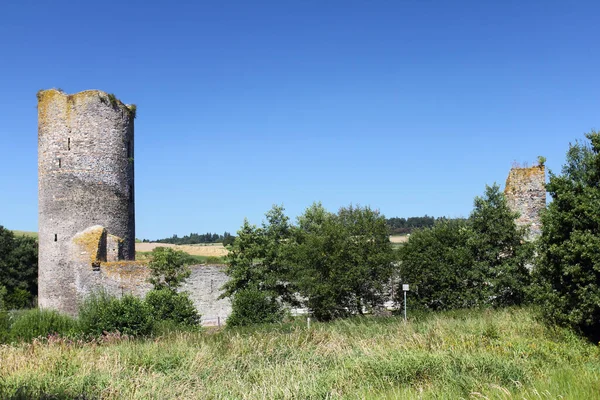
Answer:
[402,284,410,291]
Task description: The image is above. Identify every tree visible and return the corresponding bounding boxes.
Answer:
[534,131,600,339]
[469,184,534,307]
[400,185,533,311]
[0,227,37,309]
[147,247,191,291]
[290,203,395,320]
[399,219,480,310]
[220,205,294,325]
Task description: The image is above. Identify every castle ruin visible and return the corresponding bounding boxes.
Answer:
[36,89,546,321]
[37,89,232,322]
[38,89,137,314]
[504,164,546,239]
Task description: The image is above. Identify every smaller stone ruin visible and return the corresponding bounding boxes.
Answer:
[504,165,546,239]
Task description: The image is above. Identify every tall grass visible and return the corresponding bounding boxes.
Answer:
[0,307,598,399]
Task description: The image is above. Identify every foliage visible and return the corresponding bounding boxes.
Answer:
[78,291,153,336]
[0,308,599,399]
[148,247,192,290]
[0,285,6,311]
[221,205,296,307]
[155,231,234,245]
[145,289,200,326]
[225,288,285,327]
[537,155,547,166]
[386,215,436,235]
[8,308,79,342]
[291,203,395,320]
[400,219,480,310]
[0,226,38,309]
[400,185,533,311]
[534,131,600,340]
[469,184,534,307]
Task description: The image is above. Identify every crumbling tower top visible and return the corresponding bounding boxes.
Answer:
[504,164,546,239]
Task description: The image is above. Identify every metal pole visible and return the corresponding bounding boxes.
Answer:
[404,291,407,322]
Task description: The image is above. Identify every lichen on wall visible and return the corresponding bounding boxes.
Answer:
[504,165,546,239]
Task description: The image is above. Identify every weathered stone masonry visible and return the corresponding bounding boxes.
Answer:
[38,89,136,314]
[37,89,232,323]
[504,165,546,239]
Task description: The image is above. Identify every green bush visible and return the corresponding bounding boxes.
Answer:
[227,288,284,327]
[8,308,79,342]
[79,291,153,336]
[145,289,200,326]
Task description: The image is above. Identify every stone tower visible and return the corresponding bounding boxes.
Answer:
[504,165,546,239]
[38,89,136,313]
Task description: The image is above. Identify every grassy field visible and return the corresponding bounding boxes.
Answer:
[0,307,598,399]
[9,230,38,239]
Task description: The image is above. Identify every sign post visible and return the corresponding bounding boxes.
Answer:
[402,284,410,322]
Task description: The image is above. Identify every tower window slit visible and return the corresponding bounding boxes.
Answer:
[54,234,57,242]
[58,158,61,168]
[67,138,70,151]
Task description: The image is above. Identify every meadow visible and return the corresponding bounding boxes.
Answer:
[1,307,598,399]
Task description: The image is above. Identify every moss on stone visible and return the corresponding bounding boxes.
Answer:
[73,227,105,264]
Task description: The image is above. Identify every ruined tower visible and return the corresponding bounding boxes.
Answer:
[38,89,136,313]
[504,165,546,239]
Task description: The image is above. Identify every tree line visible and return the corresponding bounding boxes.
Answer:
[223,131,600,341]
[385,215,437,234]
[152,231,235,246]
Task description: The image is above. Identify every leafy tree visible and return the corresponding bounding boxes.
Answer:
[400,185,533,311]
[290,203,395,320]
[148,247,191,291]
[221,205,295,305]
[399,219,480,310]
[534,131,600,339]
[0,226,37,309]
[469,184,534,307]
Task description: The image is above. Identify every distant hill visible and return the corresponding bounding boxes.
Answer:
[10,230,38,239]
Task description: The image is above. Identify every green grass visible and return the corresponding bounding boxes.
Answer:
[136,251,227,265]
[9,230,38,239]
[0,307,598,399]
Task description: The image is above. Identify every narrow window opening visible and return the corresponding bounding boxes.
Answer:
[54,234,57,242]
[67,138,71,151]
[58,158,61,168]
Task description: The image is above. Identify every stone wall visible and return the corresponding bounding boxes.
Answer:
[38,89,136,314]
[504,165,546,239]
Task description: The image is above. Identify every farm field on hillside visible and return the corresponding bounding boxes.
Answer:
[9,230,37,239]
[1,308,598,399]
[135,242,229,257]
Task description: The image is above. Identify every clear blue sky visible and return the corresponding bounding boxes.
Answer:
[1,1,598,240]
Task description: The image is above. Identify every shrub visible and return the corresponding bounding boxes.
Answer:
[9,308,79,342]
[227,288,285,327]
[79,291,153,336]
[145,289,200,326]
